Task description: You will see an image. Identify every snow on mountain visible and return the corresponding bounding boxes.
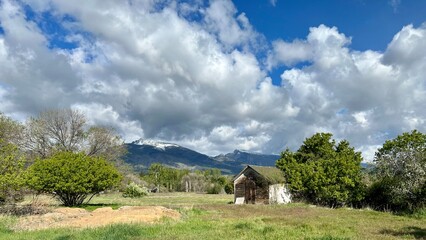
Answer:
[131,138,179,151]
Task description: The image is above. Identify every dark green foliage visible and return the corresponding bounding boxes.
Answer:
[224,177,234,194]
[276,133,364,207]
[365,177,396,211]
[372,130,426,212]
[26,152,122,206]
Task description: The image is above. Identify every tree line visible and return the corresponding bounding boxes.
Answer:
[141,163,233,194]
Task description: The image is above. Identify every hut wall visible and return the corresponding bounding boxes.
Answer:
[234,174,246,204]
[234,168,270,204]
[269,184,291,204]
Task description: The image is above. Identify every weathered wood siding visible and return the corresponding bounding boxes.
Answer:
[234,168,270,204]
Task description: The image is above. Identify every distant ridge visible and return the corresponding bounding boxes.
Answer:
[123,139,280,174]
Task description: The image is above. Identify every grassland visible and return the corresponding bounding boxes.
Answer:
[0,192,424,240]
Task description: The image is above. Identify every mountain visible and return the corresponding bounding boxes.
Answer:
[123,139,280,174]
[213,150,279,166]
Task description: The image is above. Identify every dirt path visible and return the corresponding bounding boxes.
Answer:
[15,206,181,231]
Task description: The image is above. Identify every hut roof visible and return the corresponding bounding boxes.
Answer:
[234,165,285,184]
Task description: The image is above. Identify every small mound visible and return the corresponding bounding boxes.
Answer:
[14,206,181,231]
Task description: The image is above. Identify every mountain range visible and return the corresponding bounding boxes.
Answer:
[123,139,280,174]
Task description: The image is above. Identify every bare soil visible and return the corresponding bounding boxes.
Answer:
[14,206,181,231]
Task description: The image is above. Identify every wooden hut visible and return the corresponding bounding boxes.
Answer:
[233,165,291,204]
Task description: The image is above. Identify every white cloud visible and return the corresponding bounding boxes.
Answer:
[203,0,265,52]
[0,0,295,155]
[272,24,426,160]
[0,0,425,161]
[268,39,312,68]
[352,111,372,128]
[71,103,144,141]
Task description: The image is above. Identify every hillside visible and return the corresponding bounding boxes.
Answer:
[123,139,280,174]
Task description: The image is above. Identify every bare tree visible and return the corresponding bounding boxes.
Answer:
[25,109,85,158]
[85,126,126,162]
[25,109,126,162]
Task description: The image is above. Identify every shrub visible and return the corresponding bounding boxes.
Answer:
[26,151,122,206]
[224,181,234,194]
[122,182,148,198]
[207,183,222,194]
[276,133,365,207]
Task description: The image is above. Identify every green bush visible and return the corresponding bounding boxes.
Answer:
[276,133,365,207]
[26,151,122,206]
[207,183,222,194]
[122,182,148,198]
[224,182,234,194]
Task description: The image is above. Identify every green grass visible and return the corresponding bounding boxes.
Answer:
[1,193,425,240]
[89,192,234,207]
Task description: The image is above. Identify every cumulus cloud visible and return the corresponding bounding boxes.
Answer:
[0,0,296,156]
[0,0,425,160]
[272,24,426,160]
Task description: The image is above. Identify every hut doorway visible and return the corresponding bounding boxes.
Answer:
[245,179,256,204]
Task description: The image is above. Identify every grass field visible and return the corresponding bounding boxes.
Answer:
[0,192,424,240]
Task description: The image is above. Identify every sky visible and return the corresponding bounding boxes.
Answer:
[0,0,425,161]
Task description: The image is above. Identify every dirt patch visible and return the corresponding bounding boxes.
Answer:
[14,206,181,231]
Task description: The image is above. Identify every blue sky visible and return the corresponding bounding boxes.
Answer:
[0,0,425,160]
[235,0,426,51]
[233,0,426,85]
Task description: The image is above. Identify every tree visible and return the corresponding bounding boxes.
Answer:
[373,130,426,211]
[26,151,122,206]
[25,109,85,158]
[85,126,127,162]
[276,133,364,207]
[0,141,26,204]
[181,172,207,193]
[144,163,190,192]
[0,114,26,204]
[0,113,24,147]
[203,168,227,194]
[24,109,126,162]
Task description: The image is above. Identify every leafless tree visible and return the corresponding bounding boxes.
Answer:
[85,126,127,162]
[25,109,85,158]
[25,109,126,162]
